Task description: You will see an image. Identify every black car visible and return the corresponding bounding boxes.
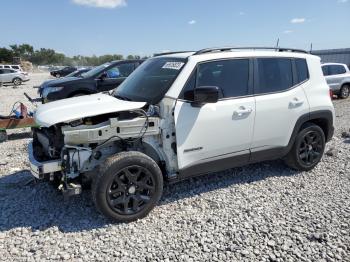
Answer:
[40,60,143,103]
[50,66,77,78]
[65,68,92,78]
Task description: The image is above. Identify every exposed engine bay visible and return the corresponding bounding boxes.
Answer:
[32,102,178,194]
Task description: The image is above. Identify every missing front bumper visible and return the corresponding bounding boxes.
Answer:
[28,142,62,179]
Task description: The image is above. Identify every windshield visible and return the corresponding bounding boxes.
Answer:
[114,57,187,104]
[81,62,111,78]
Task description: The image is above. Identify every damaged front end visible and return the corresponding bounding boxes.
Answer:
[29,98,163,198]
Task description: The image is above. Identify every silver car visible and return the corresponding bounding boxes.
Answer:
[0,68,30,86]
[321,63,350,99]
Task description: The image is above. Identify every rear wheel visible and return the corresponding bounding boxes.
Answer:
[284,123,325,171]
[92,151,163,222]
[339,85,349,99]
[12,78,22,86]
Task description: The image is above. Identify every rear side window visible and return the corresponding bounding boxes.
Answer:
[295,58,309,83]
[322,66,329,76]
[329,65,346,75]
[256,58,293,94]
[11,66,19,70]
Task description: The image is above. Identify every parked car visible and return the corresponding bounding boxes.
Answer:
[0,64,24,72]
[29,47,334,222]
[321,63,350,99]
[39,60,143,103]
[50,66,77,78]
[0,68,30,86]
[65,68,92,78]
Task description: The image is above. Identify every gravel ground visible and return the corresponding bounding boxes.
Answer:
[0,74,349,261]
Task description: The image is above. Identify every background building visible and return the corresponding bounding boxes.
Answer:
[311,48,350,67]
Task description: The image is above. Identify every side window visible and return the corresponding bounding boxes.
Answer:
[295,58,309,83]
[4,66,10,68]
[106,63,135,79]
[197,59,249,98]
[181,69,196,100]
[256,58,293,94]
[322,66,329,76]
[117,63,135,77]
[329,65,346,75]
[12,66,19,70]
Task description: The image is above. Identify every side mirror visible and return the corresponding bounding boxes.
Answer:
[192,86,219,106]
[99,72,108,80]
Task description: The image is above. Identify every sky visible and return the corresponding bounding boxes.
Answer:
[0,0,349,57]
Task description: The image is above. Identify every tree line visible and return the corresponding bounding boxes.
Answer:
[0,44,148,66]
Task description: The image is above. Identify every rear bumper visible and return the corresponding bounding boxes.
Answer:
[28,142,62,179]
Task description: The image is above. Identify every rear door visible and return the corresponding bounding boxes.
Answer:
[251,57,310,157]
[97,62,136,92]
[175,58,255,174]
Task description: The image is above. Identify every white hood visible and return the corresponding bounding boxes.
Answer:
[35,93,146,127]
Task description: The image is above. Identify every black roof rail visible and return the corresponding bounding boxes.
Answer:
[153,51,194,57]
[194,47,309,55]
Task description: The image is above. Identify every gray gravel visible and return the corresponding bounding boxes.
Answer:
[0,75,349,261]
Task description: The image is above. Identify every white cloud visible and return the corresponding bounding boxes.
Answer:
[338,0,348,3]
[72,0,127,8]
[239,11,245,15]
[283,30,293,34]
[290,18,306,24]
[188,20,196,25]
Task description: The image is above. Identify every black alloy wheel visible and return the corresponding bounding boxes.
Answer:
[106,165,155,215]
[92,151,163,222]
[298,130,323,166]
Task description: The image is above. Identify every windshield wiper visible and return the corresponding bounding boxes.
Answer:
[115,95,132,101]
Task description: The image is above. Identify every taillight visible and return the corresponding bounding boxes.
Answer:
[329,89,333,99]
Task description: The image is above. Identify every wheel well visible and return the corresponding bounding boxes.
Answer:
[341,83,350,88]
[302,118,329,139]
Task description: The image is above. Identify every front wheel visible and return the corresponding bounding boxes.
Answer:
[92,151,163,222]
[339,85,350,99]
[284,123,325,171]
[13,78,22,86]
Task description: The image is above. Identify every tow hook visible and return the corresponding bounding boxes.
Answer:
[58,182,82,200]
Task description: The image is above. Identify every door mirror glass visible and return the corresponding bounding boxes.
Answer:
[193,86,219,105]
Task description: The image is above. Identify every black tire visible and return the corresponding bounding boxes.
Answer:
[284,123,325,171]
[12,78,22,86]
[92,151,163,222]
[0,130,7,143]
[339,85,350,99]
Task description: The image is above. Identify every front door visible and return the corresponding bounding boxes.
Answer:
[174,58,255,176]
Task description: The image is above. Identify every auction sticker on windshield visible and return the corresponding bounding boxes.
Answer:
[162,62,185,70]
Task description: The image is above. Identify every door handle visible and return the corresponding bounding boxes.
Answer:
[289,98,304,107]
[233,106,253,117]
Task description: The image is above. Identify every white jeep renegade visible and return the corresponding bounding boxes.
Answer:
[29,47,335,222]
